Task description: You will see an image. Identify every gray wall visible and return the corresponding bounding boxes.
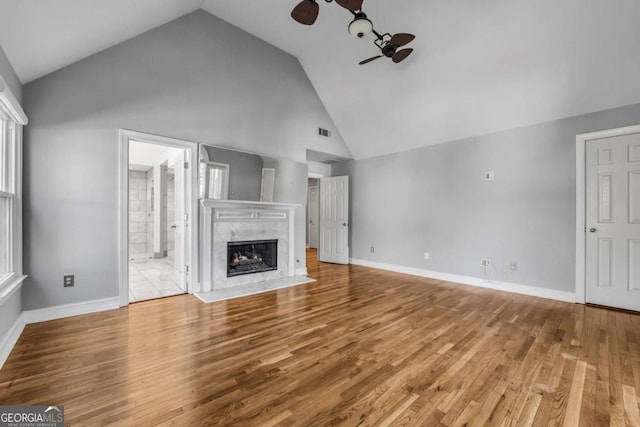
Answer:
[333,102,640,293]
[0,45,22,104]
[22,10,349,310]
[261,157,308,206]
[204,146,263,201]
[261,157,309,269]
[307,161,332,177]
[0,289,21,346]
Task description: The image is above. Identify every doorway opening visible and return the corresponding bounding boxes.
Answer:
[306,173,350,267]
[119,130,198,306]
[307,177,320,250]
[128,141,186,302]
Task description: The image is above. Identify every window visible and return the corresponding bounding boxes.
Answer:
[207,163,229,200]
[0,195,9,275]
[200,162,229,200]
[0,116,15,280]
[0,86,26,287]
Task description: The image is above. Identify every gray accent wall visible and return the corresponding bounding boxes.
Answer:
[333,103,640,293]
[0,45,22,104]
[22,10,349,310]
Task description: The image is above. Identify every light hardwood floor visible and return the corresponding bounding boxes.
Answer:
[1,249,639,426]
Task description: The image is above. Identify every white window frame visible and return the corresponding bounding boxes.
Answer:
[0,76,28,298]
[205,162,230,200]
[0,119,15,279]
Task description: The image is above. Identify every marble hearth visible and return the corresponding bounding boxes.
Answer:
[199,199,300,292]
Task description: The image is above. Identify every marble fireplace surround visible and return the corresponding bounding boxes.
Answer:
[200,199,300,292]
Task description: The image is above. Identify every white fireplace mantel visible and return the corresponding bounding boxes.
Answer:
[199,199,301,292]
[201,199,301,210]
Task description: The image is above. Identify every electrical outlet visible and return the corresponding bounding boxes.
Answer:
[424,252,430,260]
[481,259,491,267]
[370,246,375,253]
[510,262,518,271]
[64,275,74,287]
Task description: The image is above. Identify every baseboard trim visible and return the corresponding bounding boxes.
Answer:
[23,297,121,325]
[0,313,25,369]
[350,258,577,303]
[295,268,308,276]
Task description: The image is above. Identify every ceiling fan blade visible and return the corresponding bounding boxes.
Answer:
[359,55,383,65]
[388,33,415,48]
[291,0,319,25]
[335,0,364,11]
[392,48,413,63]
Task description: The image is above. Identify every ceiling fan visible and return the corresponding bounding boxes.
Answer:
[290,0,415,66]
[359,33,414,65]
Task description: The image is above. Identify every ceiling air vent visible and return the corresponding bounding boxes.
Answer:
[318,128,331,138]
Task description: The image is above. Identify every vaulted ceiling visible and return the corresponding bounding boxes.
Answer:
[2,0,640,159]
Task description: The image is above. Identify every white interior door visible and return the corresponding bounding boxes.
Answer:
[319,176,349,264]
[308,186,319,249]
[261,168,275,202]
[585,131,640,312]
[173,151,187,291]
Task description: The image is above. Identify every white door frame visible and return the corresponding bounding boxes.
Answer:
[118,129,199,307]
[575,124,640,303]
[307,172,324,252]
[307,185,320,249]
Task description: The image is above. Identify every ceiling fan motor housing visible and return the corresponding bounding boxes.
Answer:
[382,44,396,57]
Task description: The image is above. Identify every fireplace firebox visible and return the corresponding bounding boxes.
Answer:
[227,239,278,277]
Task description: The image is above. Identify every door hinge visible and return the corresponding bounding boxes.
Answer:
[184,162,189,169]
[185,265,189,274]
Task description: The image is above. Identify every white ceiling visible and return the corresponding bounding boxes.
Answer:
[2,0,640,159]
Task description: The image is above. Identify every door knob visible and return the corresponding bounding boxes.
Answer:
[589,228,597,233]
[342,223,348,226]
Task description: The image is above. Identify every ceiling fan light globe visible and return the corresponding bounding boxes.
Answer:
[348,17,373,38]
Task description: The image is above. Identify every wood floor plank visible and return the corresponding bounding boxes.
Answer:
[0,249,638,426]
[622,384,640,427]
[563,360,587,427]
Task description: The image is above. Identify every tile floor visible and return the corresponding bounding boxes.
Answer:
[129,257,184,302]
